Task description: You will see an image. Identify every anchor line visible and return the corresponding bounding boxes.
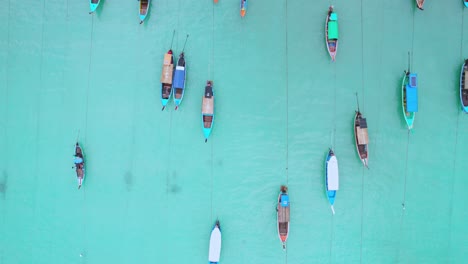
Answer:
[209,1,215,223]
[285,0,289,186]
[84,16,94,143]
[402,130,410,205]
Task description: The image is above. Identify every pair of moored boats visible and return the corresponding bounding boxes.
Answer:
[88,0,151,24]
[160,49,187,111]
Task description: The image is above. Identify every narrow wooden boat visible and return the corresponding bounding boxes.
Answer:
[277,185,290,250]
[139,0,150,24]
[202,81,214,142]
[240,0,247,17]
[325,6,339,61]
[402,71,418,129]
[89,0,100,14]
[160,50,174,110]
[74,142,85,189]
[208,220,222,264]
[354,111,369,168]
[416,0,425,10]
[325,149,339,215]
[460,59,468,112]
[173,52,186,110]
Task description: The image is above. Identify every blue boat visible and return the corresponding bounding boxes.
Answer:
[202,81,214,142]
[460,60,468,113]
[325,149,339,215]
[208,220,222,264]
[73,142,85,190]
[160,50,174,110]
[402,71,418,129]
[89,0,100,14]
[139,0,150,24]
[173,53,186,110]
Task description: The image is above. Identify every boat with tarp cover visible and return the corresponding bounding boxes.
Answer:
[277,185,290,250]
[354,111,369,168]
[460,59,468,112]
[139,0,150,24]
[402,71,418,129]
[173,52,186,110]
[416,0,425,10]
[202,81,214,142]
[240,0,247,17]
[325,6,339,61]
[208,220,222,264]
[160,50,174,110]
[73,142,85,189]
[325,149,339,215]
[89,0,100,14]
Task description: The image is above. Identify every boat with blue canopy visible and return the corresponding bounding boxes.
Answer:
[73,142,85,189]
[173,53,186,110]
[202,81,214,142]
[160,50,174,110]
[240,0,247,17]
[139,0,150,24]
[460,59,468,112]
[402,71,418,130]
[89,0,100,14]
[325,149,339,215]
[276,185,290,250]
[325,6,339,61]
[208,220,222,264]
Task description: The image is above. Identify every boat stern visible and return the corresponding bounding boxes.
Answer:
[89,3,99,13]
[462,105,468,113]
[139,15,147,24]
[203,127,212,141]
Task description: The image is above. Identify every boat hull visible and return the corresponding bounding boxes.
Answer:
[202,82,214,141]
[208,221,221,263]
[416,0,425,9]
[173,56,186,109]
[325,10,338,61]
[277,192,290,249]
[465,1,468,8]
[325,149,338,214]
[139,0,151,23]
[74,143,85,189]
[354,112,369,168]
[459,61,468,113]
[401,73,416,129]
[89,0,100,13]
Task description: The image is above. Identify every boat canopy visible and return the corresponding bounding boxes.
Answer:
[327,156,339,191]
[161,53,174,84]
[357,127,369,145]
[280,194,289,207]
[205,86,213,98]
[173,67,185,89]
[358,117,367,128]
[208,226,221,262]
[408,73,418,88]
[202,87,214,114]
[406,85,418,112]
[328,20,339,40]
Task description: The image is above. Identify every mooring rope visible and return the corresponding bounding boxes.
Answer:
[359,0,365,262]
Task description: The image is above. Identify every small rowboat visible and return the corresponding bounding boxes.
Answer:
[402,71,418,129]
[460,59,468,112]
[160,50,174,110]
[354,111,369,168]
[325,149,339,215]
[277,185,290,250]
[325,6,339,61]
[240,0,247,17]
[89,0,100,14]
[208,220,222,264]
[464,0,468,8]
[173,52,186,110]
[74,142,85,189]
[202,81,214,142]
[139,0,150,24]
[416,0,425,10]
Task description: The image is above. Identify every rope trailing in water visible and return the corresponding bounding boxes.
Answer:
[285,0,289,187]
[359,0,365,262]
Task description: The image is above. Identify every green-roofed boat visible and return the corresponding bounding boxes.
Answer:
[325,6,339,61]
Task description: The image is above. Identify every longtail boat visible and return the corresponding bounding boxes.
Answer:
[240,0,247,17]
[416,0,425,10]
[325,6,339,61]
[325,149,339,215]
[277,185,290,250]
[460,59,468,112]
[202,81,214,142]
[139,0,150,24]
[208,220,222,264]
[89,0,100,14]
[401,71,418,130]
[173,53,186,110]
[74,142,85,189]
[160,50,174,110]
[354,109,369,168]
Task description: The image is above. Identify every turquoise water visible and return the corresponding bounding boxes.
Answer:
[0,0,467,263]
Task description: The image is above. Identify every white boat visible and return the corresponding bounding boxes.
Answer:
[208,220,222,263]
